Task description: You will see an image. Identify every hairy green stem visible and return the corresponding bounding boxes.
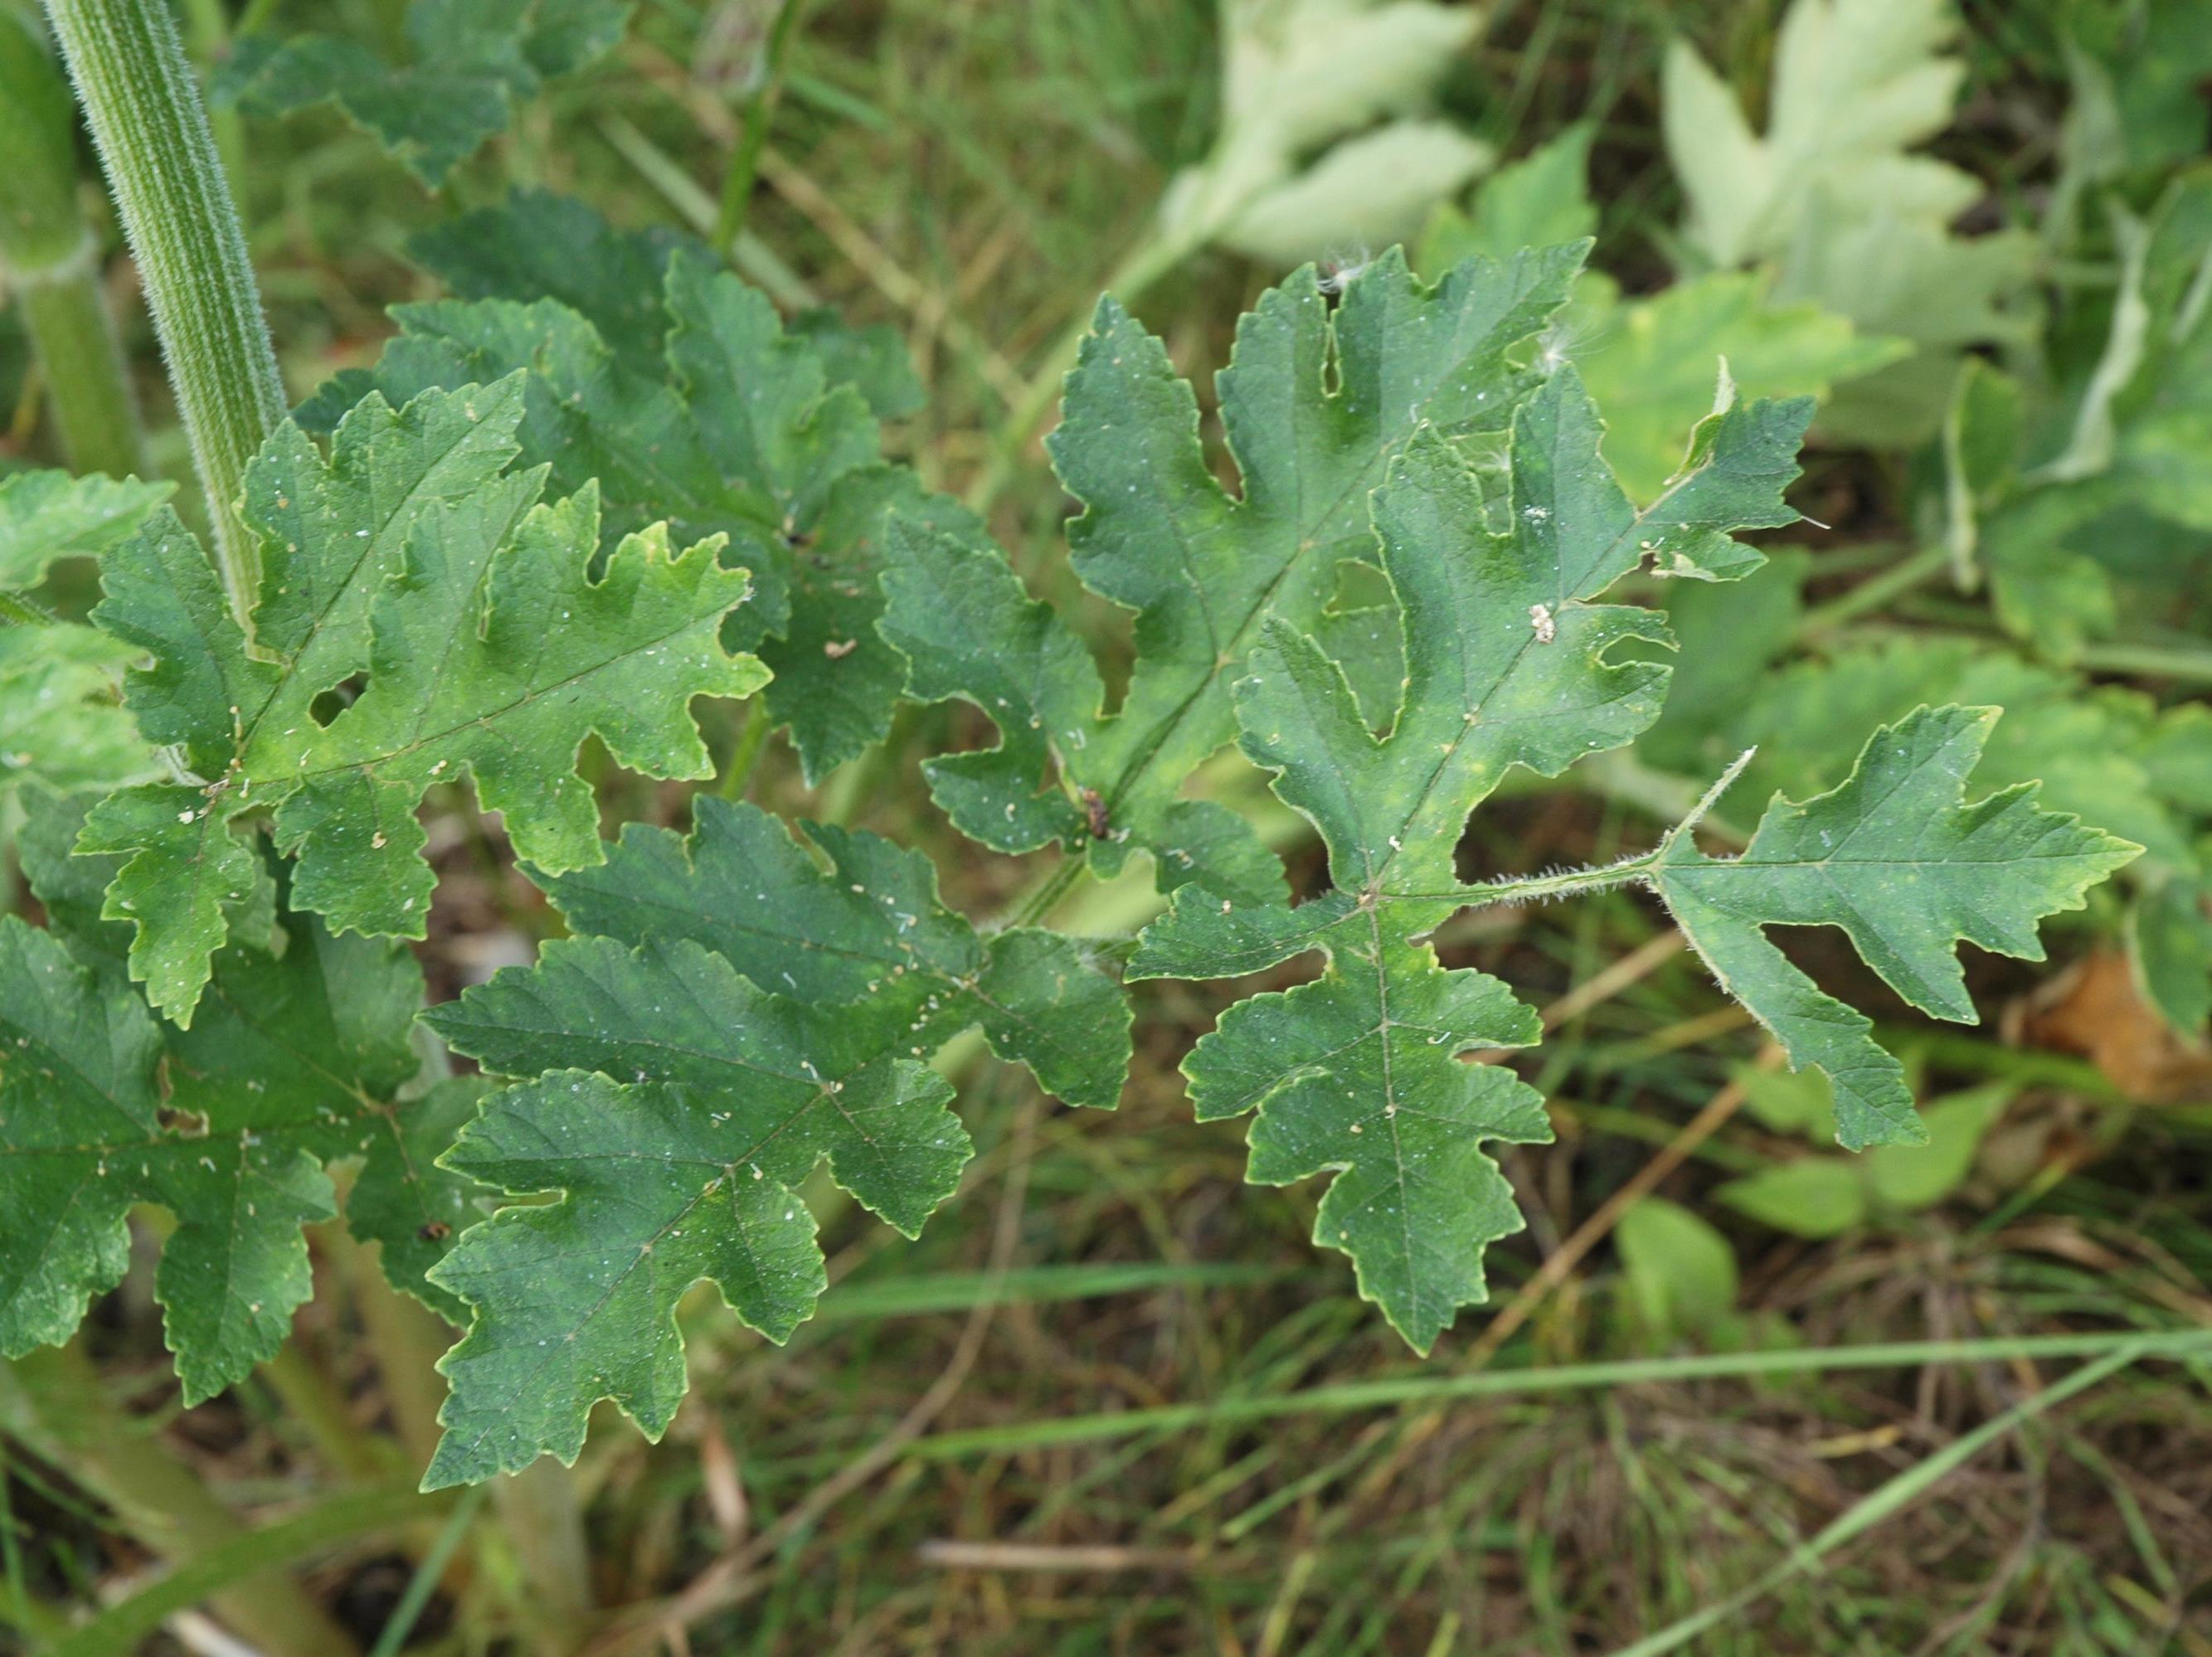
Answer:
[0,1341,359,1656]
[175,0,246,187]
[1446,851,1663,909]
[1399,748,1755,909]
[712,0,805,256]
[0,12,86,276]
[17,270,145,478]
[992,741,1742,940]
[0,11,144,479]
[42,0,285,619]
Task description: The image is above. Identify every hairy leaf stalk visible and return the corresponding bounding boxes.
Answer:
[0,12,143,480]
[41,0,284,618]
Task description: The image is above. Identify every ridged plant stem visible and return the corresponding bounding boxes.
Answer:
[41,0,284,621]
[0,10,143,479]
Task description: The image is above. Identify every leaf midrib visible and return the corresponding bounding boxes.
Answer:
[288,608,739,783]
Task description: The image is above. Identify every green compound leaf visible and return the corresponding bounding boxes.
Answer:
[1646,607,2211,1037]
[1653,707,2142,1150]
[1129,370,1813,1351]
[79,378,764,1021]
[214,0,630,186]
[0,799,491,1397]
[275,483,764,935]
[301,218,958,781]
[0,469,173,589]
[883,244,1589,897]
[1131,379,2131,1348]
[419,799,1130,1484]
[399,190,921,415]
[539,799,1131,1110]
[405,189,698,374]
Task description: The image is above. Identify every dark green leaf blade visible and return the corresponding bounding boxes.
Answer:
[299,225,975,781]
[420,934,970,1485]
[883,245,1591,892]
[538,798,1131,1110]
[214,0,628,185]
[14,792,481,1383]
[416,794,1133,1481]
[346,1076,494,1321]
[82,381,532,1016]
[75,785,265,1025]
[1188,931,1548,1352]
[406,189,697,373]
[1132,366,1814,1348]
[276,486,765,935]
[0,916,164,1359]
[1653,705,2142,1149]
[422,1070,836,1486]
